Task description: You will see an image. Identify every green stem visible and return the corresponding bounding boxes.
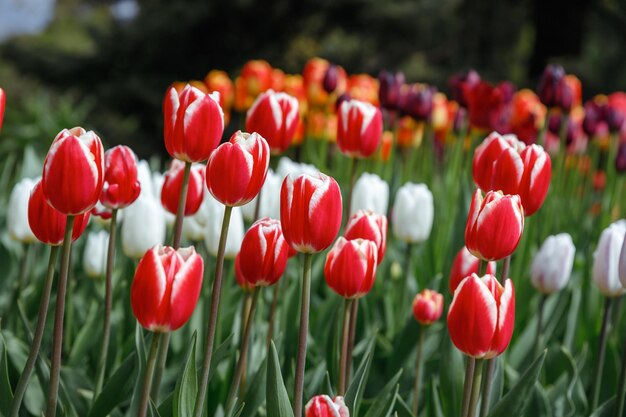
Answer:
[345,295,359,389]
[225,288,260,413]
[478,259,487,277]
[45,215,75,417]
[151,160,192,401]
[339,298,354,395]
[346,157,358,221]
[193,205,233,417]
[94,208,118,400]
[9,246,59,417]
[467,359,484,417]
[138,332,162,417]
[591,297,614,411]
[534,294,548,357]
[266,283,280,353]
[478,358,495,417]
[460,357,476,417]
[615,324,626,417]
[294,253,313,417]
[401,243,414,326]
[413,327,425,416]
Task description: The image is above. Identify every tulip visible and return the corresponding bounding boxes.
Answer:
[350,173,389,216]
[324,237,378,299]
[245,90,300,154]
[401,84,436,121]
[323,64,340,94]
[152,171,176,226]
[163,84,224,162]
[42,127,105,215]
[206,131,270,207]
[204,70,234,125]
[276,156,319,179]
[344,210,387,264]
[449,69,481,109]
[7,177,38,243]
[305,395,350,417]
[122,195,166,259]
[616,141,626,173]
[448,273,515,359]
[620,234,626,285]
[537,64,565,108]
[280,172,343,253]
[392,183,434,244]
[531,233,576,294]
[594,220,626,297]
[449,247,497,294]
[234,60,273,111]
[465,189,524,261]
[83,230,109,278]
[28,180,91,246]
[160,160,205,216]
[203,193,245,259]
[0,87,5,132]
[378,70,405,111]
[137,160,156,199]
[466,81,511,132]
[100,145,141,209]
[234,253,255,292]
[238,218,289,287]
[241,168,281,221]
[516,144,552,216]
[336,99,383,158]
[412,289,444,325]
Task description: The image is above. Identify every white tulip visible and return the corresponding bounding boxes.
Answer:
[152,170,175,227]
[276,156,319,180]
[391,183,434,244]
[7,177,37,243]
[594,220,626,297]
[203,192,245,259]
[618,229,626,287]
[121,195,166,259]
[530,233,575,294]
[83,230,109,278]
[136,159,156,199]
[350,172,389,216]
[241,168,281,221]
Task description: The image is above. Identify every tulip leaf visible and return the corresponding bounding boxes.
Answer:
[393,392,414,417]
[0,332,14,417]
[88,352,137,417]
[239,358,267,417]
[589,397,616,417]
[266,340,294,417]
[344,337,375,416]
[487,350,547,417]
[68,301,100,365]
[362,369,402,417]
[127,324,148,417]
[173,331,197,417]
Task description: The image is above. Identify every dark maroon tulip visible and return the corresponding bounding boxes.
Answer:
[402,84,436,121]
[323,64,340,94]
[537,64,565,108]
[449,69,481,108]
[616,141,626,173]
[379,70,405,110]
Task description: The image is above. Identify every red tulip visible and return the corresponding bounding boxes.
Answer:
[28,180,90,246]
[412,289,444,325]
[517,144,552,216]
[0,87,5,132]
[234,253,255,292]
[206,131,270,206]
[305,395,349,417]
[246,90,300,154]
[131,245,203,332]
[449,246,497,294]
[161,160,205,216]
[465,189,524,261]
[344,210,387,264]
[238,218,289,287]
[163,84,224,162]
[447,273,515,359]
[100,145,141,209]
[324,237,378,299]
[280,173,342,253]
[42,127,105,215]
[337,99,383,158]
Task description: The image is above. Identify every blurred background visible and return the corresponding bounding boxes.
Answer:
[1,0,625,158]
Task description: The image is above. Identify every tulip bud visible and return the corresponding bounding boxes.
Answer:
[412,289,444,325]
[323,64,340,94]
[28,180,90,246]
[42,127,105,215]
[280,173,342,253]
[465,189,524,261]
[163,84,224,162]
[448,274,515,359]
[7,177,38,243]
[238,218,289,287]
[0,87,5,132]
[246,90,300,154]
[122,195,166,259]
[531,233,575,294]
[336,99,383,158]
[241,168,281,221]
[131,245,203,332]
[449,70,481,109]
[537,64,565,108]
[616,141,626,173]
[344,210,387,264]
[305,395,350,417]
[594,220,626,297]
[203,193,245,258]
[392,183,433,244]
[449,246,497,294]
[100,145,141,209]
[324,237,378,299]
[83,230,109,278]
[160,161,205,216]
[206,131,270,207]
[378,70,405,111]
[276,156,320,180]
[234,252,255,292]
[517,144,551,216]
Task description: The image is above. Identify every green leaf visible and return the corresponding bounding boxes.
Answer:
[173,331,197,417]
[344,337,375,416]
[68,301,100,365]
[487,350,547,417]
[266,341,294,417]
[363,369,402,417]
[393,393,414,417]
[88,352,137,417]
[127,325,148,417]
[239,359,267,417]
[0,332,14,417]
[589,397,616,417]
